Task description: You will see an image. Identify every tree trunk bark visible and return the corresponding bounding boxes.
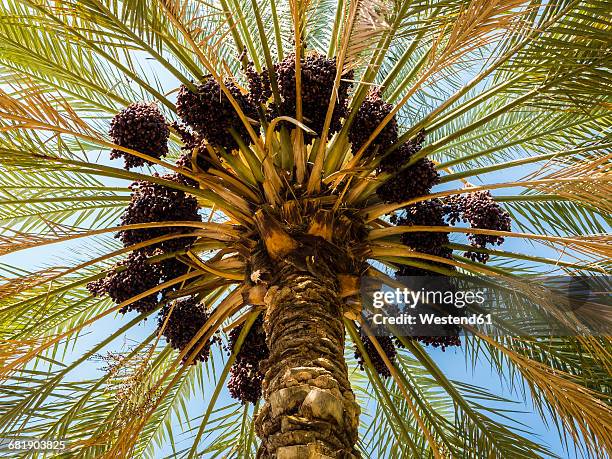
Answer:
[254,262,360,459]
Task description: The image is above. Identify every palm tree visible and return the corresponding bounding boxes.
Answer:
[0,0,610,457]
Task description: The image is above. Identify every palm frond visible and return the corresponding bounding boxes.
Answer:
[475,332,612,457]
[0,0,609,457]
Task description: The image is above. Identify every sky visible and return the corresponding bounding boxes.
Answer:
[0,136,579,459]
[0,30,594,459]
[2,236,578,457]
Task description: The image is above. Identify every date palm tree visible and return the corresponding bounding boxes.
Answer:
[0,0,610,457]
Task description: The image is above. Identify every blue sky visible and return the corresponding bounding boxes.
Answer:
[0,42,591,459]
[0,161,578,459]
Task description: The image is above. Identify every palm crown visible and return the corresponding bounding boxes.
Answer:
[0,0,610,457]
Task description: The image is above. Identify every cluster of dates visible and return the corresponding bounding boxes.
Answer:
[97,50,511,383]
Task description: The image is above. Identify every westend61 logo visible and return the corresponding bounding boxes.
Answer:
[371,286,491,328]
[368,280,491,333]
[360,275,611,337]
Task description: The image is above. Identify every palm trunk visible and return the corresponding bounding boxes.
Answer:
[254,263,360,459]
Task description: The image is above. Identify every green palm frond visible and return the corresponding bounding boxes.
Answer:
[0,0,610,457]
